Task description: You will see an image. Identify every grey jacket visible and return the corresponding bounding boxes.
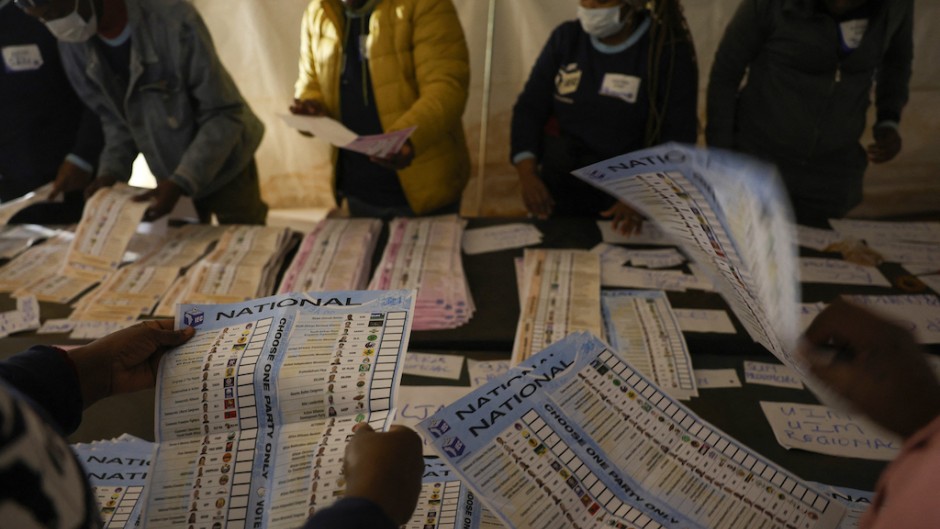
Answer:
[706,0,913,163]
[59,0,263,199]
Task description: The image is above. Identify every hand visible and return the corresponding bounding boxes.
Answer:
[134,180,183,222]
[84,174,119,200]
[49,159,94,200]
[290,99,327,137]
[867,125,902,163]
[601,201,645,235]
[370,139,415,171]
[516,158,554,218]
[343,423,423,525]
[68,320,195,408]
[798,298,940,438]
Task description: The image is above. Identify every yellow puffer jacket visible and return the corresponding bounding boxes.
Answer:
[295,0,471,214]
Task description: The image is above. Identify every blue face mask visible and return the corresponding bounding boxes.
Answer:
[577,4,627,39]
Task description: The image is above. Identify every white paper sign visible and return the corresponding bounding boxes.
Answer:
[760,401,902,461]
[674,308,736,334]
[466,359,510,388]
[461,224,542,255]
[395,385,471,454]
[845,294,940,344]
[796,225,843,251]
[744,360,804,389]
[694,368,742,388]
[626,248,685,269]
[799,257,890,287]
[403,352,464,380]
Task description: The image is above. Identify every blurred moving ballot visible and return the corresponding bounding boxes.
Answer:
[280,113,415,158]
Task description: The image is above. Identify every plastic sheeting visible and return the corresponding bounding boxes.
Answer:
[192,0,939,217]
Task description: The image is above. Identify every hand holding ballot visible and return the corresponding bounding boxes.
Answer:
[343,423,424,526]
[68,320,195,408]
[799,299,940,439]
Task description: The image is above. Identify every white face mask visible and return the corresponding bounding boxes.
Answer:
[45,0,98,43]
[577,4,627,39]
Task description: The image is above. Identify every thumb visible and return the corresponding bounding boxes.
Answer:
[353,422,375,435]
[599,204,616,218]
[153,326,196,347]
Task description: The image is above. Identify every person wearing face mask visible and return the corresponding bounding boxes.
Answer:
[706,0,913,227]
[511,0,698,233]
[16,0,268,224]
[291,0,471,219]
[0,0,103,224]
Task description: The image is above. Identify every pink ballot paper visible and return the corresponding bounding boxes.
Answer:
[279,113,415,159]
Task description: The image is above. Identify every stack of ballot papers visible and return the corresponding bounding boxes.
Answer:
[154,225,293,315]
[369,215,474,330]
[601,290,697,400]
[511,248,602,365]
[0,182,57,225]
[12,184,149,304]
[69,225,224,326]
[71,434,154,528]
[419,333,847,529]
[0,224,60,260]
[278,218,382,293]
[0,231,72,292]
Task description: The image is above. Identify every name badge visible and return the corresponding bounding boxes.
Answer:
[2,44,44,72]
[555,63,582,96]
[839,19,868,50]
[599,73,641,103]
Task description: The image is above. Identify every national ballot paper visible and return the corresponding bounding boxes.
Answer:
[419,333,846,529]
[279,113,415,159]
[142,290,414,528]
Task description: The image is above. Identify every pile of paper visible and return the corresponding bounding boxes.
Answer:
[0,231,72,292]
[278,218,382,293]
[511,248,601,364]
[0,224,60,260]
[14,184,148,303]
[70,225,223,325]
[71,434,154,528]
[460,223,542,255]
[369,215,474,330]
[154,225,293,315]
[601,290,697,400]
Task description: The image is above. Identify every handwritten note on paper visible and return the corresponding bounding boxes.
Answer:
[396,385,472,454]
[37,318,76,335]
[796,225,843,251]
[626,248,685,269]
[461,224,542,255]
[799,302,827,333]
[0,295,41,337]
[863,239,940,265]
[798,257,890,287]
[744,361,804,389]
[845,294,940,344]
[466,359,510,388]
[674,308,736,334]
[760,402,902,461]
[694,369,742,388]
[596,220,673,246]
[829,219,940,244]
[921,274,940,295]
[601,263,704,291]
[403,352,464,380]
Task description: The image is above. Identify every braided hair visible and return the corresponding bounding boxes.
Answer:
[642,0,697,146]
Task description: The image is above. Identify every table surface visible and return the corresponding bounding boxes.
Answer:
[4,216,937,492]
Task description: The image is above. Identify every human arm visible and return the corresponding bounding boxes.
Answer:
[0,320,194,434]
[798,298,940,439]
[867,1,912,164]
[50,105,104,199]
[303,423,423,528]
[705,0,770,148]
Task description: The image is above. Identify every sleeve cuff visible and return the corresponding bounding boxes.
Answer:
[65,154,94,173]
[512,151,537,165]
[874,120,900,132]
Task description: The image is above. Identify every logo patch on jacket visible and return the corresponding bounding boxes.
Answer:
[555,63,582,96]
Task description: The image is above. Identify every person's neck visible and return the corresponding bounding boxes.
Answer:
[97,0,128,40]
[598,10,641,46]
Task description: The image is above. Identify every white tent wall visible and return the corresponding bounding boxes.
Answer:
[191,0,939,218]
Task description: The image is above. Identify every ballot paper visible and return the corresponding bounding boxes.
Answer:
[798,258,890,287]
[673,308,736,334]
[828,219,940,244]
[0,295,41,337]
[0,182,57,225]
[512,249,601,365]
[795,225,844,252]
[573,145,803,378]
[279,113,415,159]
[0,223,58,260]
[370,215,474,331]
[809,484,873,529]
[410,458,488,529]
[278,218,382,293]
[15,184,148,303]
[154,225,293,316]
[143,290,414,528]
[601,290,697,400]
[760,402,902,461]
[419,333,846,529]
[461,223,543,255]
[71,435,154,528]
[843,294,940,344]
